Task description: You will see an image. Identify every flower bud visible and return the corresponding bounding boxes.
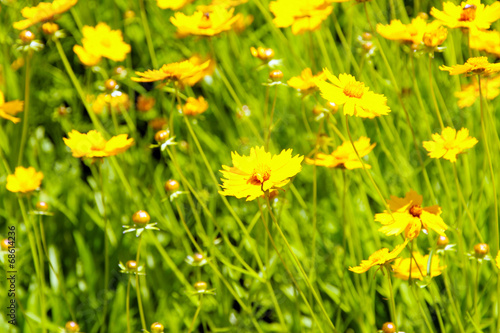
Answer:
[36,201,49,212]
[382,322,396,333]
[327,101,338,113]
[362,42,374,52]
[1,239,10,251]
[126,260,138,270]
[194,281,208,292]
[269,70,283,81]
[474,243,489,259]
[361,32,372,40]
[104,79,118,91]
[437,235,449,249]
[113,66,126,76]
[150,322,164,333]
[179,140,189,151]
[42,22,59,35]
[19,30,35,43]
[164,179,179,192]
[132,210,150,225]
[57,105,70,116]
[124,10,135,19]
[313,105,324,116]
[193,253,205,262]
[154,130,170,143]
[418,12,429,20]
[65,321,80,332]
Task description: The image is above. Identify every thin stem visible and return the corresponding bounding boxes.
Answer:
[126,276,132,333]
[30,209,47,333]
[265,86,278,150]
[188,296,203,333]
[98,163,109,333]
[385,265,398,332]
[135,234,147,331]
[18,52,31,166]
[139,0,158,68]
[429,55,445,130]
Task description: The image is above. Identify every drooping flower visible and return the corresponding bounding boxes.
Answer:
[287,68,327,94]
[13,0,78,30]
[430,0,500,31]
[170,6,241,37]
[376,17,443,45]
[157,0,193,10]
[63,130,134,159]
[269,0,332,35]
[455,76,500,108]
[181,96,208,116]
[6,167,44,193]
[439,56,500,76]
[73,23,131,66]
[132,60,210,83]
[423,127,478,162]
[315,69,390,118]
[0,91,24,123]
[392,252,445,280]
[219,147,303,201]
[305,137,376,169]
[375,189,448,240]
[349,241,408,274]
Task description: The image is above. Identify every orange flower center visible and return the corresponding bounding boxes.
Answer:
[459,4,476,22]
[248,165,271,186]
[409,205,423,218]
[199,13,212,29]
[343,81,365,99]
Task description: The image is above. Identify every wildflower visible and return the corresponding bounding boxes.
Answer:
[73,23,131,66]
[192,281,216,295]
[439,56,500,76]
[474,243,489,259]
[136,95,156,112]
[42,22,59,35]
[392,252,445,280]
[269,70,284,82]
[315,69,390,118]
[154,130,170,144]
[186,253,209,266]
[157,0,193,10]
[437,235,450,249]
[287,68,326,94]
[423,26,448,48]
[455,77,500,108]
[349,241,408,273]
[6,167,44,193]
[381,322,396,333]
[118,260,145,275]
[375,189,448,239]
[165,179,180,192]
[219,146,303,201]
[63,130,134,159]
[65,321,80,332]
[13,0,77,30]
[423,127,478,162]
[269,0,332,35]
[150,322,165,333]
[0,91,24,123]
[170,6,241,37]
[181,96,208,116]
[123,210,159,237]
[91,91,130,115]
[376,17,428,44]
[132,60,210,83]
[181,55,215,86]
[305,137,376,169]
[430,0,500,31]
[250,46,275,62]
[470,29,500,57]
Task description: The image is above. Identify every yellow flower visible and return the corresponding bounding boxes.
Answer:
[455,77,500,108]
[73,23,131,66]
[181,55,215,86]
[470,29,500,57]
[197,0,248,11]
[13,0,77,30]
[63,130,134,159]
[439,56,500,76]
[305,137,376,169]
[430,0,500,31]
[6,167,44,193]
[219,147,303,201]
[270,0,332,35]
[181,96,208,116]
[157,0,193,10]
[349,241,408,274]
[392,252,445,281]
[42,22,59,35]
[287,68,327,94]
[315,69,390,118]
[91,91,131,115]
[375,189,448,240]
[422,25,448,48]
[170,6,241,37]
[0,91,24,123]
[132,60,210,83]
[423,127,478,163]
[376,17,427,44]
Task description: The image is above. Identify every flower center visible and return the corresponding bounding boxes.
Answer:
[248,165,271,186]
[199,13,212,29]
[409,205,423,218]
[459,4,476,22]
[343,81,365,99]
[101,38,112,48]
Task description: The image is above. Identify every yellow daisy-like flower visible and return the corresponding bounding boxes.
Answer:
[470,29,500,57]
[305,137,376,169]
[422,25,448,48]
[91,91,131,115]
[315,69,390,118]
[269,0,332,35]
[73,23,131,66]
[157,0,193,10]
[132,60,210,83]
[423,127,478,163]
[376,17,426,44]
[181,55,215,87]
[375,189,448,240]
[392,252,445,281]
[13,0,77,30]
[440,56,500,76]
[430,0,500,31]
[6,167,44,193]
[349,241,408,274]
[63,130,134,159]
[170,6,241,37]
[287,68,327,94]
[455,77,500,108]
[181,96,209,116]
[219,147,303,201]
[0,91,24,124]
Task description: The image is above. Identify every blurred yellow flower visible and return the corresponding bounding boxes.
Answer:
[13,0,77,30]
[232,14,253,33]
[422,25,448,48]
[0,91,24,123]
[181,96,208,116]
[377,17,426,44]
[219,147,303,201]
[270,0,332,35]
[305,137,376,169]
[132,60,210,83]
[375,189,447,240]
[157,0,193,10]
[316,69,390,118]
[423,127,478,162]
[440,56,500,76]
[6,167,44,193]
[431,0,500,31]
[392,252,445,280]
[42,22,59,35]
[181,55,215,86]
[287,68,326,94]
[170,6,241,37]
[455,77,500,108]
[63,130,134,159]
[250,46,275,62]
[91,91,130,115]
[73,23,131,66]
[470,29,500,57]
[349,241,408,274]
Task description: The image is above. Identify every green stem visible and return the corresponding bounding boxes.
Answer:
[429,55,445,130]
[135,234,147,331]
[139,0,158,68]
[17,52,31,166]
[265,86,278,150]
[385,265,398,332]
[188,296,203,333]
[126,276,132,333]
[98,163,110,333]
